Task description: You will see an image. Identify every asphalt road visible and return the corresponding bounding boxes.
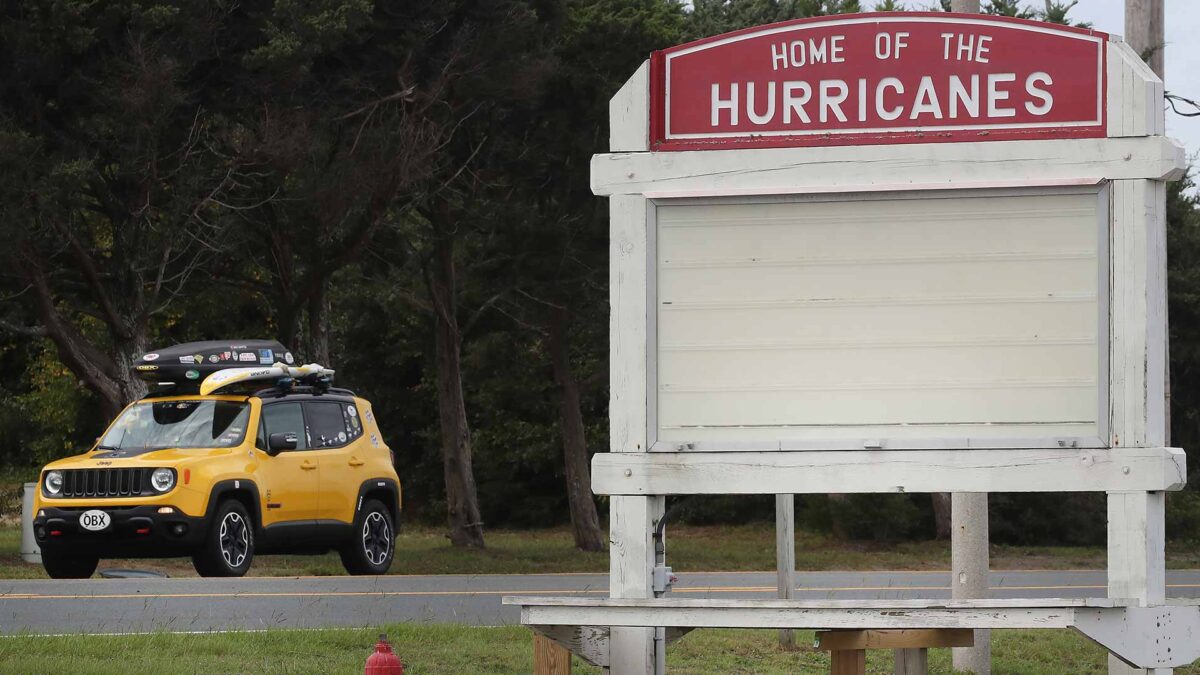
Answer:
[0,569,1198,635]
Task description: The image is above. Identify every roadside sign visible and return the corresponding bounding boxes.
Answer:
[651,14,1106,150]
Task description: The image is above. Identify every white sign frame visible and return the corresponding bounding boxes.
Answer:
[509,23,1190,675]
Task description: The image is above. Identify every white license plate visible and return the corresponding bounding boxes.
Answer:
[79,510,111,532]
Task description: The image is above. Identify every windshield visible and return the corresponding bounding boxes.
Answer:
[100,400,250,451]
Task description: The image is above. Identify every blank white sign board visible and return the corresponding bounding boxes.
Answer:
[654,187,1105,449]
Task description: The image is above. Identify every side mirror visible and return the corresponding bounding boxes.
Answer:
[267,432,299,455]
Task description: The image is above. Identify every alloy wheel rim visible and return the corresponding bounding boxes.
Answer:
[219,512,249,568]
[362,512,392,567]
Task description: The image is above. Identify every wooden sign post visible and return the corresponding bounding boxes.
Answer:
[507,13,1190,674]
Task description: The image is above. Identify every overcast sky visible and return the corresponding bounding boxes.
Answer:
[1065,0,1198,164]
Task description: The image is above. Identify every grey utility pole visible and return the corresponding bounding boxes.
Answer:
[945,0,989,666]
[1126,0,1165,79]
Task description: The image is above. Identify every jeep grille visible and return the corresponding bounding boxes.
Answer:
[60,468,149,498]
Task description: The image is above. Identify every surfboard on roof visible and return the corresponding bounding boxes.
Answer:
[197,363,334,395]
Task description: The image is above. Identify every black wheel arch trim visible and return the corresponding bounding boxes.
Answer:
[356,478,400,524]
[206,479,263,536]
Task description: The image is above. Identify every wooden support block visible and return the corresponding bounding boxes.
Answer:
[895,647,929,675]
[534,633,572,675]
[816,629,974,651]
[830,648,866,675]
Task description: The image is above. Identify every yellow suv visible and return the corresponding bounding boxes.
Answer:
[32,340,401,579]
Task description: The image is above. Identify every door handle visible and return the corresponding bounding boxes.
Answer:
[348,457,365,467]
[300,460,317,471]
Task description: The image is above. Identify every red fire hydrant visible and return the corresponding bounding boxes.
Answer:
[364,633,404,675]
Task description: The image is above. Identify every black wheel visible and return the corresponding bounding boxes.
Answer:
[192,500,254,577]
[339,499,395,575]
[41,550,98,579]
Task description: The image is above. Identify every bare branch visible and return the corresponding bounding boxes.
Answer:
[462,288,510,338]
[45,218,131,340]
[336,87,417,122]
[514,288,566,311]
[492,302,545,335]
[0,319,47,338]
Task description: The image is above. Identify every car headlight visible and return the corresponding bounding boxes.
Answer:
[44,471,63,496]
[150,468,176,493]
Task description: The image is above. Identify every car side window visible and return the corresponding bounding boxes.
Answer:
[305,402,350,448]
[262,402,308,451]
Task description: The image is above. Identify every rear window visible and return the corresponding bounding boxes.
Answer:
[306,402,350,448]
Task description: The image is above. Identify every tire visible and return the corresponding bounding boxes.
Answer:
[339,499,395,575]
[41,551,99,579]
[192,499,254,577]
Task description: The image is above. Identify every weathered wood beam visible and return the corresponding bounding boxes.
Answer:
[511,597,1085,630]
[591,136,1185,197]
[592,448,1186,496]
[508,598,1200,668]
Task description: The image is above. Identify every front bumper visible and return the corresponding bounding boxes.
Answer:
[34,505,208,558]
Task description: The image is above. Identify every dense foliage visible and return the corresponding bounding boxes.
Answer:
[0,0,1196,546]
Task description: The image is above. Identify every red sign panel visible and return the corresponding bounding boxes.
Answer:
[650,13,1106,151]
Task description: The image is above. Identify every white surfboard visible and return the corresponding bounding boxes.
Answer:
[200,363,335,396]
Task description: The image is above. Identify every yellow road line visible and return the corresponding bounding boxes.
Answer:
[1,583,1197,601]
[9,569,1198,582]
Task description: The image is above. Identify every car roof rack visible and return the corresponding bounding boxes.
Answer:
[251,384,357,399]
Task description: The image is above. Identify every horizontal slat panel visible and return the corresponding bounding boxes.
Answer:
[658,197,1096,259]
[655,422,1098,444]
[660,301,1095,344]
[660,259,1095,303]
[660,387,1096,428]
[661,344,1097,388]
[655,190,1101,443]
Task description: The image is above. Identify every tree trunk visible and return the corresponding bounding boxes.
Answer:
[112,330,149,409]
[547,307,606,552]
[306,284,332,366]
[20,253,146,419]
[932,492,952,540]
[828,493,849,541]
[276,301,302,355]
[428,231,486,549]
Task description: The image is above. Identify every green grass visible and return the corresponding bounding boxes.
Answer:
[2,466,1198,577]
[1,522,1198,579]
[0,624,1195,674]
